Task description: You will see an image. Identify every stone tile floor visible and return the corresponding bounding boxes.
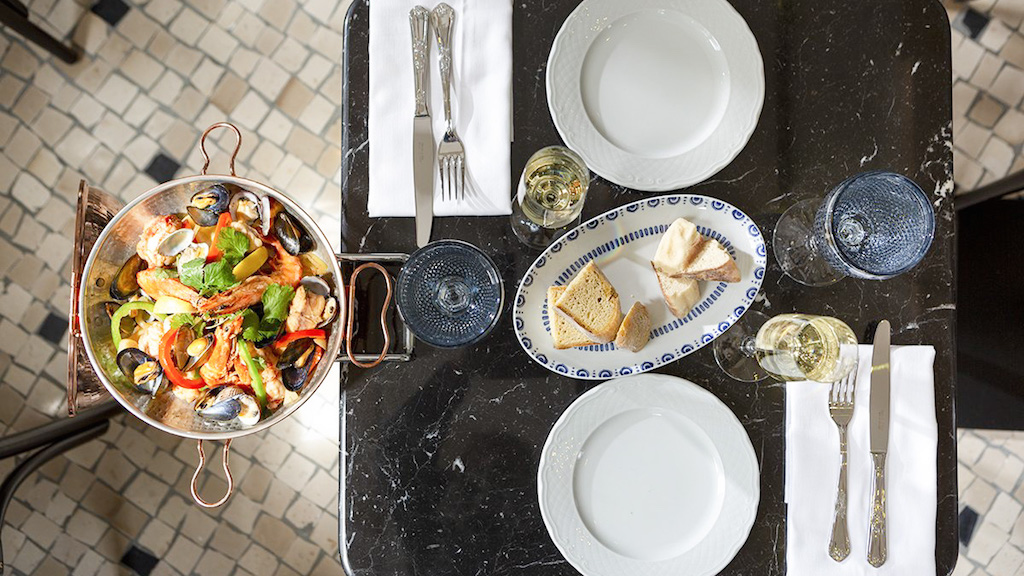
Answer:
[0,0,1020,574]
[0,0,349,574]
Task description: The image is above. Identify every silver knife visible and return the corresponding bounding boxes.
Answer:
[410,6,434,248]
[867,320,891,567]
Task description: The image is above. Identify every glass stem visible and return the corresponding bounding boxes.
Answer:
[739,337,757,359]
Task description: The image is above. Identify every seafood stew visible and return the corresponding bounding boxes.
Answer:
[104,182,337,428]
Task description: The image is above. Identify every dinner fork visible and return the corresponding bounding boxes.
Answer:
[828,371,856,562]
[431,3,465,201]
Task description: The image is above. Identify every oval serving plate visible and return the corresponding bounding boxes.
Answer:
[538,374,759,576]
[513,195,766,379]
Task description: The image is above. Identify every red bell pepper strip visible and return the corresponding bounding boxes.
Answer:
[274,329,326,349]
[159,327,205,389]
[206,212,233,262]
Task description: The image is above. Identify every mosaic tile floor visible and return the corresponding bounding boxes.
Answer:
[0,0,1021,575]
[1,0,348,574]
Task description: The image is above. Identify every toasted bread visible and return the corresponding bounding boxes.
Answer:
[678,238,741,283]
[548,286,596,349]
[615,302,651,352]
[653,263,701,318]
[554,262,622,344]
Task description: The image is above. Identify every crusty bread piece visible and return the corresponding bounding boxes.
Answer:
[615,302,651,352]
[548,286,596,349]
[652,218,703,276]
[653,263,701,318]
[676,238,741,283]
[554,262,622,344]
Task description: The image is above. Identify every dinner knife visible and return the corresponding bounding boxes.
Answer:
[867,320,891,567]
[410,6,434,248]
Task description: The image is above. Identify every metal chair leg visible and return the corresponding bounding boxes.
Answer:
[0,420,109,571]
[0,0,81,64]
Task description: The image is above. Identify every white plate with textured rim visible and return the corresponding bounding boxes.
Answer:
[538,374,760,576]
[546,0,764,191]
[513,195,766,380]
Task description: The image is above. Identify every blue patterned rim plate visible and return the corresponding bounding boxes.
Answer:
[513,195,766,380]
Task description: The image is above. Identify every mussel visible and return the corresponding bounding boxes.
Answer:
[157,228,195,258]
[279,338,320,392]
[187,184,230,226]
[116,348,164,394]
[110,253,146,300]
[195,385,260,426]
[273,211,314,255]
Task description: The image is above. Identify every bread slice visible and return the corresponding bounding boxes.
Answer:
[554,262,622,344]
[548,286,595,349]
[652,218,703,276]
[653,263,701,318]
[615,302,651,352]
[677,239,741,283]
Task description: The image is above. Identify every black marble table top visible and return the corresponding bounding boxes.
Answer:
[338,1,957,574]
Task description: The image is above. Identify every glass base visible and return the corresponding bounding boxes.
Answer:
[713,311,770,382]
[510,206,579,250]
[773,199,844,287]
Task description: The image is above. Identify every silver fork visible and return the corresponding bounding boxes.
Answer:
[431,3,465,201]
[828,371,856,562]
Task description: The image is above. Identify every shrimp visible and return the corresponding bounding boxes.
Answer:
[254,347,286,410]
[137,269,200,306]
[199,316,243,386]
[196,239,301,315]
[136,215,184,267]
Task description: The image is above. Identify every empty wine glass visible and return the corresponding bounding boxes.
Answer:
[714,311,859,383]
[395,240,504,348]
[773,171,936,287]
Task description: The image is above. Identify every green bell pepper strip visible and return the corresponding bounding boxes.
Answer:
[237,341,268,415]
[110,302,165,349]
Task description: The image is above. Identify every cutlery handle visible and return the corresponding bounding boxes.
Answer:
[431,3,455,127]
[409,6,430,116]
[867,452,888,567]
[829,426,851,561]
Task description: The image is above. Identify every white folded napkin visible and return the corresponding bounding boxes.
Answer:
[785,345,937,575]
[368,0,513,217]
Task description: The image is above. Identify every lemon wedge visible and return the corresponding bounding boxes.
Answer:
[153,296,197,315]
[232,246,268,281]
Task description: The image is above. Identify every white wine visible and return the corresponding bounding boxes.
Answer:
[754,314,858,382]
[518,147,588,229]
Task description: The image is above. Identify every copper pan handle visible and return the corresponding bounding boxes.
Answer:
[346,263,393,368]
[190,439,234,508]
[199,122,242,177]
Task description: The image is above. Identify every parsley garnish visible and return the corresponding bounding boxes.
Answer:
[239,284,295,344]
[217,227,250,266]
[179,258,241,296]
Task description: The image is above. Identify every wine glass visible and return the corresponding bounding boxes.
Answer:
[773,171,936,287]
[510,146,589,249]
[714,312,859,383]
[395,240,504,348]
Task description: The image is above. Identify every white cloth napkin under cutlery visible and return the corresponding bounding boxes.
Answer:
[785,345,937,575]
[368,0,512,217]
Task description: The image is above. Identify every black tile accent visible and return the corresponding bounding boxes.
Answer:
[145,153,181,183]
[37,312,67,345]
[120,545,158,576]
[962,8,989,40]
[959,506,979,546]
[91,0,130,27]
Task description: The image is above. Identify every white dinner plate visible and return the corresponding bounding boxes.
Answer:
[513,195,766,379]
[538,374,759,576]
[547,0,764,191]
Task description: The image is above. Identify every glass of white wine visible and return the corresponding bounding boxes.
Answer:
[713,311,859,383]
[510,146,589,249]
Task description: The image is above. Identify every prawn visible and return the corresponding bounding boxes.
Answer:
[199,316,243,386]
[137,269,200,305]
[197,239,301,315]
